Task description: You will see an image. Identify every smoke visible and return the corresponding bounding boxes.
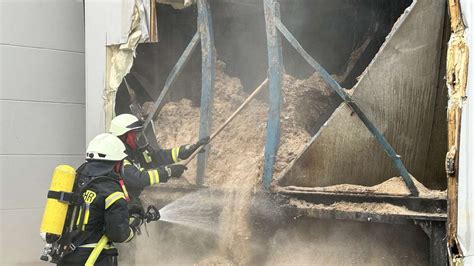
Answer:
[123,192,430,265]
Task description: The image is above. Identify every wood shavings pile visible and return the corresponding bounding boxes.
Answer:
[147,60,335,264]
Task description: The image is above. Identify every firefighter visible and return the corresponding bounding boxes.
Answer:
[109,113,209,204]
[58,133,140,266]
[109,114,208,264]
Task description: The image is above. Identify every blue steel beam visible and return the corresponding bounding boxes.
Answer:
[196,0,216,186]
[141,32,201,133]
[262,0,283,190]
[274,18,419,196]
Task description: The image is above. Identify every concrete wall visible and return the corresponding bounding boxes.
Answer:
[0,1,85,265]
[459,1,474,264]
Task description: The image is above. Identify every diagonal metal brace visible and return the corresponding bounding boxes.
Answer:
[141,31,201,135]
[274,17,419,197]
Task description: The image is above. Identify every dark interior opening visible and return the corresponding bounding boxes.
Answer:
[114,0,449,190]
[115,0,412,115]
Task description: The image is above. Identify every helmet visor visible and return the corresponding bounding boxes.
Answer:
[127,120,143,130]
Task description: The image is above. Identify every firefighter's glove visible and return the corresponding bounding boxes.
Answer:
[129,213,144,235]
[165,164,188,178]
[128,203,145,218]
[178,136,210,160]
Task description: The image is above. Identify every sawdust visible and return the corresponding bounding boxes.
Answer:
[142,60,445,264]
[275,73,334,175]
[153,61,334,188]
[148,60,335,264]
[281,176,447,199]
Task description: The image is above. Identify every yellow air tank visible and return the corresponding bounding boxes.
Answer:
[40,165,76,243]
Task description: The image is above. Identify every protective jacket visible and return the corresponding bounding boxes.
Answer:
[58,161,135,266]
[122,145,181,201]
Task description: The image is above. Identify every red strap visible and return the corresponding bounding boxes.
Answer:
[119,179,130,202]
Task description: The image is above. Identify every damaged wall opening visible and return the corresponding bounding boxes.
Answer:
[114,0,447,190]
[116,0,412,112]
[114,0,447,189]
[109,1,450,265]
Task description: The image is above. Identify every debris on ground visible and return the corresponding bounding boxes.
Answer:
[288,197,446,217]
[278,176,447,199]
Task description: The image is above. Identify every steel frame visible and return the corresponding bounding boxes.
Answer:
[142,0,216,186]
[263,1,446,260]
[262,0,419,196]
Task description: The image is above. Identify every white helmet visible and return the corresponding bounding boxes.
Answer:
[109,114,143,136]
[86,133,128,161]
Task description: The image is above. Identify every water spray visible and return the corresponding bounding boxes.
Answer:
[155,189,225,233]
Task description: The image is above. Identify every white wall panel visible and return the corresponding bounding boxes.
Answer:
[459,0,474,261]
[0,0,85,52]
[0,45,85,103]
[0,101,85,155]
[0,209,46,266]
[85,1,108,143]
[0,155,84,210]
[0,1,85,265]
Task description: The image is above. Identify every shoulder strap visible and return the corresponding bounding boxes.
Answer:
[47,191,78,204]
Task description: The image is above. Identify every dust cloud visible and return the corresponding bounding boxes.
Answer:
[265,218,428,265]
